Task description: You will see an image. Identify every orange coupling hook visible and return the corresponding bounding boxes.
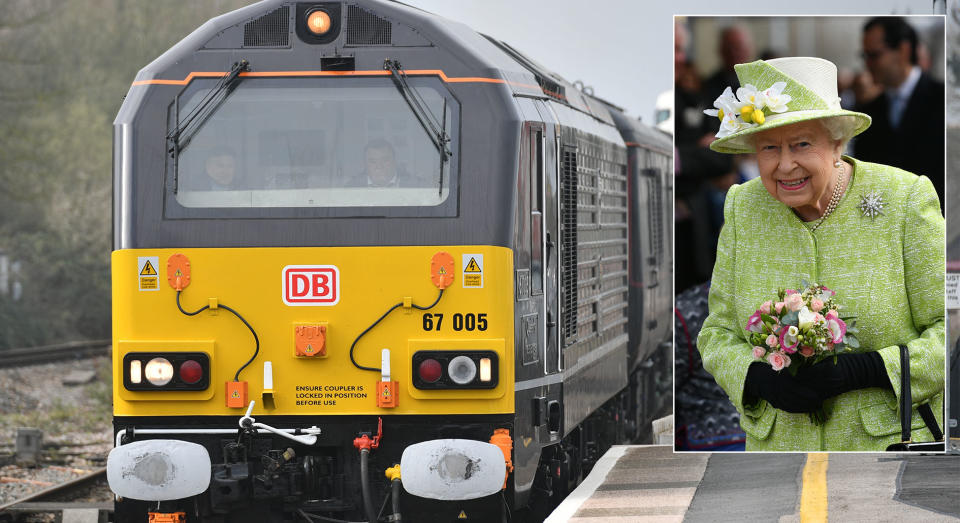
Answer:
[489,428,513,489]
[353,417,383,451]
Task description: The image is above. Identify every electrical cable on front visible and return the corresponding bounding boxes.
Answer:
[349,289,443,373]
[176,290,260,382]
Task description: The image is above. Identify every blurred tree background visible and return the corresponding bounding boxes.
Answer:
[0,0,250,349]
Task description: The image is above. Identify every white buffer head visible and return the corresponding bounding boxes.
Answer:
[400,439,506,500]
[107,439,211,501]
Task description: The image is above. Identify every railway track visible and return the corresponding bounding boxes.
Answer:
[0,340,111,368]
[0,467,110,521]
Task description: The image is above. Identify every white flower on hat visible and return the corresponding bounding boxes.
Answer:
[761,82,792,113]
[703,87,739,121]
[716,111,756,139]
[736,84,767,111]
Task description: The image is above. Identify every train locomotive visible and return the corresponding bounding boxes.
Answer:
[107,1,673,521]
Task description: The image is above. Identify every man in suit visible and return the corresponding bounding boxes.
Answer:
[854,17,944,211]
[344,138,425,188]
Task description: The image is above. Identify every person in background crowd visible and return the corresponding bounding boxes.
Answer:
[854,17,944,211]
[674,19,735,294]
[703,26,755,101]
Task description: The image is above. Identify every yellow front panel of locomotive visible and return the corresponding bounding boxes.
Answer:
[112,246,514,417]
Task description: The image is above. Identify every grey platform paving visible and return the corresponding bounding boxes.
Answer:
[546,445,960,523]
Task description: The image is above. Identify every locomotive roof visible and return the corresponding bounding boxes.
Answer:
[128,0,617,127]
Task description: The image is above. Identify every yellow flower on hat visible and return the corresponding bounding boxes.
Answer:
[736,84,767,111]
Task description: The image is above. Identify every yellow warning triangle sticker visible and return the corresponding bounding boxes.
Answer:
[464,258,481,273]
[457,510,467,519]
[140,260,158,276]
[439,267,447,275]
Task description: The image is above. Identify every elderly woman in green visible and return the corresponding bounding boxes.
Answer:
[697,57,944,451]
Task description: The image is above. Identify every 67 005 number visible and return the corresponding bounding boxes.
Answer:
[422,313,488,331]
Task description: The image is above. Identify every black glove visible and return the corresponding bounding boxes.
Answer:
[796,352,892,401]
[743,362,823,413]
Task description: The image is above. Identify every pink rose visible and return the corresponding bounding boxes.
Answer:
[752,346,766,359]
[747,310,763,333]
[779,325,799,353]
[825,309,839,322]
[810,298,824,312]
[785,293,804,312]
[799,345,814,357]
[759,300,772,314]
[766,351,791,371]
[766,334,779,348]
[775,302,784,313]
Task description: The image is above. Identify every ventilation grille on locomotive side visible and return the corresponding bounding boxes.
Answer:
[347,5,392,45]
[243,6,290,48]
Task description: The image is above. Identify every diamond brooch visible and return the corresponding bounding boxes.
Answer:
[859,190,885,218]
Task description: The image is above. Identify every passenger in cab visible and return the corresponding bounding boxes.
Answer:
[344,139,425,188]
[696,57,944,451]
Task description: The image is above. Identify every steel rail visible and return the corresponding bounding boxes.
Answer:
[0,466,108,515]
[0,340,110,368]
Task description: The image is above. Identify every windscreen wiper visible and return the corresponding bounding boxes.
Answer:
[383,59,452,161]
[167,59,250,155]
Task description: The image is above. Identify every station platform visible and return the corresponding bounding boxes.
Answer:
[545,445,960,522]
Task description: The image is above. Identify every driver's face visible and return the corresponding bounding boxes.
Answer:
[365,147,396,185]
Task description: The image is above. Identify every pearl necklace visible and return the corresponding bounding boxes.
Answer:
[810,163,848,233]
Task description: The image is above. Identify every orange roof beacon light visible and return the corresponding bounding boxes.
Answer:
[306,10,332,35]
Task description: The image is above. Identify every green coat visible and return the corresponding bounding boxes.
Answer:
[697,157,945,451]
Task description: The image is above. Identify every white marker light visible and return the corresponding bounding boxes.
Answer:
[381,349,391,382]
[144,357,174,386]
[479,358,491,382]
[263,361,274,390]
[130,360,142,384]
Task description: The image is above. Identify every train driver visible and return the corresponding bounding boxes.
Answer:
[202,146,240,190]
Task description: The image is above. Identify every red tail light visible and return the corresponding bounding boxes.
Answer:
[418,358,443,383]
[179,359,204,384]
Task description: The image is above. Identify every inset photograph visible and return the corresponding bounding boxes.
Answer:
[674,15,947,451]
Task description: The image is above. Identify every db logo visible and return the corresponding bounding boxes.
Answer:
[282,265,340,306]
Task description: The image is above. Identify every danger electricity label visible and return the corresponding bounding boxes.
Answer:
[462,254,483,288]
[137,256,159,291]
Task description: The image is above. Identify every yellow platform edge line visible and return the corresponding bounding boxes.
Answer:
[800,452,829,523]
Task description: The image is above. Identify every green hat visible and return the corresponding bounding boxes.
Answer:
[706,57,872,154]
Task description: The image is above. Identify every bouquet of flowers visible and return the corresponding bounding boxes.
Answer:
[745,282,859,374]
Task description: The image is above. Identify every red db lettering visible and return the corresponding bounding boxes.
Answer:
[283,265,340,306]
[292,274,310,297]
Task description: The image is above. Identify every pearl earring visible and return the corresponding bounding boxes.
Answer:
[834,160,842,168]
